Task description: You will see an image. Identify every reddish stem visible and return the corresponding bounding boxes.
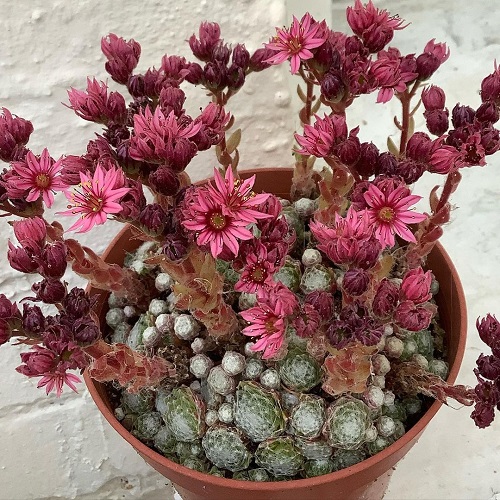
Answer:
[398,82,420,155]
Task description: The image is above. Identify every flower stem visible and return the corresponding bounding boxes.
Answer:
[398,81,420,155]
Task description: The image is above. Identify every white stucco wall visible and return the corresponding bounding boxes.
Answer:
[0,0,499,499]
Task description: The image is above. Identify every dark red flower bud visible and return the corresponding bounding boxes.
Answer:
[232,43,250,68]
[480,126,500,155]
[162,234,189,261]
[476,354,500,380]
[338,135,361,165]
[475,101,500,123]
[191,22,221,60]
[101,34,141,85]
[344,35,366,55]
[372,278,399,318]
[0,108,34,162]
[22,304,45,335]
[397,158,426,184]
[149,166,180,196]
[394,300,433,331]
[60,155,94,186]
[139,203,168,235]
[203,62,227,90]
[342,268,370,296]
[471,400,495,429]
[227,65,246,91]
[63,288,91,318]
[0,320,10,346]
[304,290,335,322]
[421,85,446,111]
[41,242,67,279]
[170,138,198,172]
[416,53,441,80]
[406,132,433,162]
[32,279,66,304]
[119,179,147,220]
[424,109,449,136]
[249,48,274,72]
[451,103,475,128]
[184,62,204,84]
[476,314,500,350]
[314,44,341,73]
[0,294,19,320]
[354,236,382,269]
[320,71,345,102]
[481,69,500,104]
[355,142,379,177]
[103,123,130,147]
[377,152,398,176]
[72,317,100,344]
[211,42,231,65]
[127,74,146,98]
[8,242,38,273]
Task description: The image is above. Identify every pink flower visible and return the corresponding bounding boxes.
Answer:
[363,182,426,247]
[182,168,271,258]
[6,149,67,207]
[129,106,201,165]
[346,0,407,53]
[67,78,127,124]
[234,242,276,295]
[295,113,349,157]
[59,164,130,233]
[265,13,327,74]
[240,301,286,359]
[370,48,418,103]
[400,267,432,304]
[37,371,81,397]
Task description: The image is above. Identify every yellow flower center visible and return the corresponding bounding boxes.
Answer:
[209,212,227,230]
[378,206,395,222]
[35,173,50,188]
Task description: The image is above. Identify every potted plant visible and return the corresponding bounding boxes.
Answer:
[0,1,499,498]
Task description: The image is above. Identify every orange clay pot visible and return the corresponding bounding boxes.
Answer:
[85,168,467,500]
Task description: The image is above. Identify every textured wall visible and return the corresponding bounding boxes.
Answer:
[1,0,500,499]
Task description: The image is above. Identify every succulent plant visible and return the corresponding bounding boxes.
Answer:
[202,425,252,472]
[289,395,326,439]
[331,449,366,471]
[121,389,155,414]
[127,313,152,350]
[294,437,333,460]
[133,411,163,440]
[247,468,271,482]
[153,426,177,455]
[366,435,393,456]
[279,349,321,392]
[300,265,334,294]
[234,381,285,442]
[274,258,302,292]
[161,386,206,442]
[413,329,434,360]
[180,456,209,472]
[255,436,304,477]
[323,397,372,450]
[303,458,335,477]
[207,365,236,396]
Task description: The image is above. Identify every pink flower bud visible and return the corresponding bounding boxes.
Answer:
[159,87,186,117]
[7,242,38,273]
[421,85,446,111]
[189,22,221,61]
[0,108,33,162]
[476,314,500,351]
[101,33,141,85]
[416,39,449,79]
[394,300,433,331]
[400,267,432,304]
[13,217,46,248]
[476,101,500,123]
[17,346,55,376]
[304,290,335,321]
[338,135,361,165]
[481,66,500,104]
[184,62,204,84]
[406,132,433,162]
[342,268,370,296]
[428,144,459,174]
[249,48,274,72]
[22,304,45,334]
[320,71,346,102]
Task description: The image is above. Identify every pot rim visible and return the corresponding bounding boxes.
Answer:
[84,167,467,492]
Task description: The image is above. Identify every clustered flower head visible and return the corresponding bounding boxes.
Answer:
[0,0,499,449]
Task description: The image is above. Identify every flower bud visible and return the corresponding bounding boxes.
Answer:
[304,290,335,322]
[481,69,500,104]
[32,278,66,304]
[227,65,246,91]
[249,48,274,72]
[338,135,361,165]
[149,166,180,196]
[342,268,370,296]
[406,132,433,162]
[373,279,399,318]
[475,101,500,123]
[170,138,198,172]
[394,301,433,331]
[17,347,55,376]
[451,104,475,128]
[320,71,345,102]
[22,304,45,335]
[162,234,189,261]
[476,354,500,380]
[101,33,141,85]
[203,62,227,90]
[63,288,92,318]
[355,142,379,177]
[416,40,449,80]
[421,85,445,111]
[476,314,500,351]
[377,152,398,176]
[13,217,46,248]
[424,109,449,136]
[184,62,204,85]
[396,158,426,184]
[189,22,221,61]
[159,86,186,116]
[41,242,67,279]
[73,317,100,344]
[7,242,38,273]
[400,267,432,304]
[139,204,168,235]
[0,108,34,162]
[232,43,250,68]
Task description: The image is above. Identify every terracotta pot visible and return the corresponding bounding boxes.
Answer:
[85,168,467,500]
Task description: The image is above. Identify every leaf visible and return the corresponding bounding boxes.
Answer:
[311,98,321,114]
[387,136,399,156]
[297,84,307,102]
[408,115,415,138]
[226,129,241,154]
[232,148,240,170]
[225,115,235,130]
